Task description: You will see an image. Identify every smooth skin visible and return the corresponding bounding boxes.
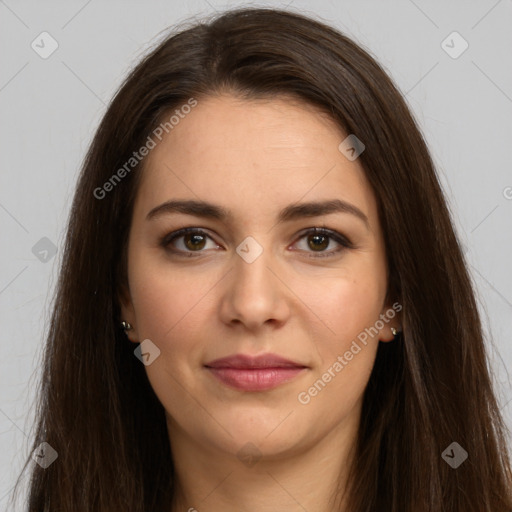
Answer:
[120,94,401,512]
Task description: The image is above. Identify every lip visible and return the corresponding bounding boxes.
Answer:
[204,353,308,392]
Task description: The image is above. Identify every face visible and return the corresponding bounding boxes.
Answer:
[120,94,400,460]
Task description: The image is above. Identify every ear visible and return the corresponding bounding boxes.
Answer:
[118,284,139,343]
[377,300,402,343]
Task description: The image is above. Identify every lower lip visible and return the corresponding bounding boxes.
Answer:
[206,367,306,391]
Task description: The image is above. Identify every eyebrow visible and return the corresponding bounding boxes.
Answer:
[146,198,369,229]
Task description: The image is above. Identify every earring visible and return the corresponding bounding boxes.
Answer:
[120,321,133,331]
[391,327,402,338]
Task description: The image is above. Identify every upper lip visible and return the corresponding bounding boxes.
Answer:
[204,353,307,369]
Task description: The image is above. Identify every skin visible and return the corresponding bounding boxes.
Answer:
[120,94,401,512]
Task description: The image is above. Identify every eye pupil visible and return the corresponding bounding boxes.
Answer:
[308,234,329,251]
[185,233,206,250]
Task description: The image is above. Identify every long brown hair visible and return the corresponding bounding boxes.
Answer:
[11,7,512,511]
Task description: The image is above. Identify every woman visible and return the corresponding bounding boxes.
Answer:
[12,7,512,512]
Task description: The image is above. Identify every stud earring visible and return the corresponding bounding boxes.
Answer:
[120,321,133,331]
[391,327,402,338]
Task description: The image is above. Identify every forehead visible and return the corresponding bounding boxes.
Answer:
[135,94,378,228]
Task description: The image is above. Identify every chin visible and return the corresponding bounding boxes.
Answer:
[209,413,308,457]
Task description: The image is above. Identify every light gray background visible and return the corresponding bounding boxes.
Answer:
[1,0,511,508]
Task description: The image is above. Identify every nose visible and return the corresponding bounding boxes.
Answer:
[218,243,291,332]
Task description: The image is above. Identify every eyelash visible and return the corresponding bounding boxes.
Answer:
[159,227,354,259]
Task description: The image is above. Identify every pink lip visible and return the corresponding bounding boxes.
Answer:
[204,354,308,391]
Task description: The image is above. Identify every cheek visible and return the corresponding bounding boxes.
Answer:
[129,249,212,337]
[292,264,386,348]
[290,264,384,408]
[294,276,382,422]
[297,342,377,431]
[128,261,215,406]
[127,258,210,384]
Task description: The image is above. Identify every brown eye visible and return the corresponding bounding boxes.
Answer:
[183,233,207,251]
[161,228,220,256]
[161,227,352,259]
[293,228,353,258]
[307,234,329,251]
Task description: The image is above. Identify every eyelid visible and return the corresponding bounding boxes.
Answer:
[160,226,353,257]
